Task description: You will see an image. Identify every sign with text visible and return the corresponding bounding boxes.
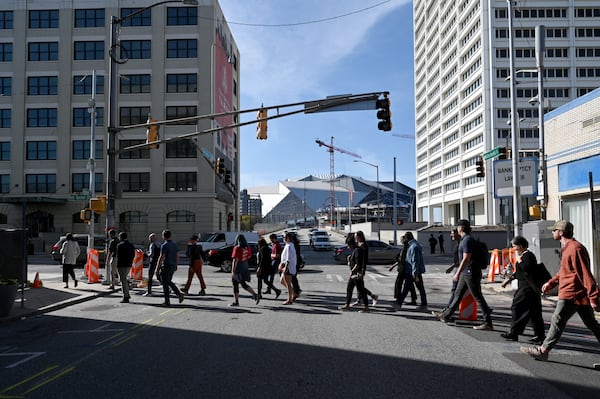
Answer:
[493,157,538,198]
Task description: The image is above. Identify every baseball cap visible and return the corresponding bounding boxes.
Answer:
[190,235,198,241]
[550,220,573,234]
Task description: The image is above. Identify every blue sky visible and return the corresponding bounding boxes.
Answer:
[218,0,415,190]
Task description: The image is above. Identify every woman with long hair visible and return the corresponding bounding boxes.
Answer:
[230,234,258,307]
[279,232,297,305]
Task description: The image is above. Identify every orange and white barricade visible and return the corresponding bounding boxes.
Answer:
[129,249,144,281]
[458,292,478,321]
[86,249,100,283]
[487,249,502,282]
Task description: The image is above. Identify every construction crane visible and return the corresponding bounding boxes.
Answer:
[315,137,361,227]
[392,134,415,139]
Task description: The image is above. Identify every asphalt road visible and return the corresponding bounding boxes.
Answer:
[2,229,600,398]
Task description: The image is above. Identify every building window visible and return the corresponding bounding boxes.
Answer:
[0,175,8,193]
[166,73,197,93]
[120,107,150,126]
[26,174,56,193]
[167,39,197,58]
[27,141,57,160]
[166,106,197,125]
[120,173,150,192]
[166,172,197,192]
[120,8,151,27]
[73,107,104,127]
[120,40,151,60]
[0,142,10,160]
[0,11,13,29]
[119,210,148,223]
[74,41,104,60]
[72,140,103,160]
[27,76,58,95]
[0,43,12,61]
[0,109,10,128]
[74,9,105,28]
[167,210,196,222]
[0,77,11,95]
[121,74,151,93]
[166,140,197,158]
[29,10,59,29]
[119,139,149,159]
[27,108,57,127]
[28,42,59,61]
[167,7,197,25]
[72,173,103,193]
[73,75,104,95]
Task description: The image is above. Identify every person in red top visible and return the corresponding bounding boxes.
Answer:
[521,220,600,361]
[229,234,258,307]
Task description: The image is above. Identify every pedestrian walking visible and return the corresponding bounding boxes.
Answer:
[60,233,80,288]
[256,238,281,302]
[279,232,297,305]
[339,235,369,312]
[438,232,445,254]
[354,230,378,306]
[290,232,303,297]
[389,234,417,307]
[115,232,135,303]
[156,229,184,306]
[143,233,161,297]
[432,219,493,330]
[442,229,461,309]
[182,235,206,296]
[500,236,546,343]
[106,229,120,289]
[265,233,282,294]
[428,233,437,254]
[230,234,258,307]
[396,232,427,309]
[521,220,600,361]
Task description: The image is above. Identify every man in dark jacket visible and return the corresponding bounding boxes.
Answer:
[116,232,135,303]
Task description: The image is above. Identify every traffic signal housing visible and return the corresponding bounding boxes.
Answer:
[475,156,485,178]
[80,208,92,222]
[256,108,268,140]
[224,169,232,184]
[376,97,392,131]
[146,117,159,149]
[215,157,225,176]
[498,147,508,160]
[89,195,106,213]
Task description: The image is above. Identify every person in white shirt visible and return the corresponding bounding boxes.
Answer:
[279,232,297,305]
[60,233,80,288]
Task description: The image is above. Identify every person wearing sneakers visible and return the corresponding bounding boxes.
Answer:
[521,220,600,361]
[354,230,378,307]
[339,235,369,312]
[396,232,427,310]
[182,235,206,296]
[432,219,493,330]
[230,234,258,307]
[59,233,80,288]
[256,238,282,302]
[156,229,184,306]
[115,232,135,303]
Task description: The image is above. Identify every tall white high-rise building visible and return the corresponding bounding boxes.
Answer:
[0,0,239,247]
[413,0,600,226]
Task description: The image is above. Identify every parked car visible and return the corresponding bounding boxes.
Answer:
[333,240,402,264]
[312,236,333,251]
[51,234,106,265]
[206,242,259,273]
[198,231,260,254]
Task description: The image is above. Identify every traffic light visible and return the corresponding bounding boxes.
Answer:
[215,157,225,176]
[256,108,268,140]
[89,195,106,213]
[376,96,392,131]
[475,156,485,178]
[498,147,508,160]
[80,208,92,222]
[146,117,159,149]
[224,169,232,184]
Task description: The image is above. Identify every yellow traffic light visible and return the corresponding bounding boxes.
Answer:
[80,208,92,222]
[90,195,106,213]
[215,157,225,176]
[256,108,268,140]
[146,117,159,149]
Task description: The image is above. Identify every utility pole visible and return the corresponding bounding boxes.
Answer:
[88,70,97,255]
[508,0,522,236]
[536,25,548,219]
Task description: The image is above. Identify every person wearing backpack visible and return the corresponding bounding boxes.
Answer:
[432,219,493,330]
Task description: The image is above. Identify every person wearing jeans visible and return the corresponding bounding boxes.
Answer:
[156,230,184,307]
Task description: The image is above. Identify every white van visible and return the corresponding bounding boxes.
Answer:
[197,231,260,253]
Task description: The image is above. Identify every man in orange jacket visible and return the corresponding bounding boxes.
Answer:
[521,220,600,361]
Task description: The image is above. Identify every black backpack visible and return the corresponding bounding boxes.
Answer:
[471,238,490,270]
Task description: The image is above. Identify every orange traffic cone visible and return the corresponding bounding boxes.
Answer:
[32,272,43,288]
[458,292,478,321]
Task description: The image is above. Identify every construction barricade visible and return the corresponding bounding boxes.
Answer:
[458,292,478,321]
[86,249,100,283]
[129,249,144,281]
[487,249,502,282]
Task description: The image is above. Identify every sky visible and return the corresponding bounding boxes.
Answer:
[218,0,416,190]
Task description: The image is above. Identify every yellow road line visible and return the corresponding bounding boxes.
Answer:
[23,366,75,394]
[0,365,58,393]
[95,330,126,346]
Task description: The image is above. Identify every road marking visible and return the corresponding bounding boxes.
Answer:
[1,352,45,369]
[59,323,124,334]
[22,366,75,395]
[326,274,345,282]
[1,365,58,394]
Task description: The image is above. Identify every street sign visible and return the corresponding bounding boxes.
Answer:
[69,193,91,201]
[483,146,502,160]
[493,157,538,198]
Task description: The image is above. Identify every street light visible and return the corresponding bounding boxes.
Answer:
[105,0,198,238]
[354,160,380,240]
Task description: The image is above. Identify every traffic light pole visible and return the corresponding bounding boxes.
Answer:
[88,69,97,256]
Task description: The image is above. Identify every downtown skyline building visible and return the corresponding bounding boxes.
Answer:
[0,0,239,248]
[413,0,600,227]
